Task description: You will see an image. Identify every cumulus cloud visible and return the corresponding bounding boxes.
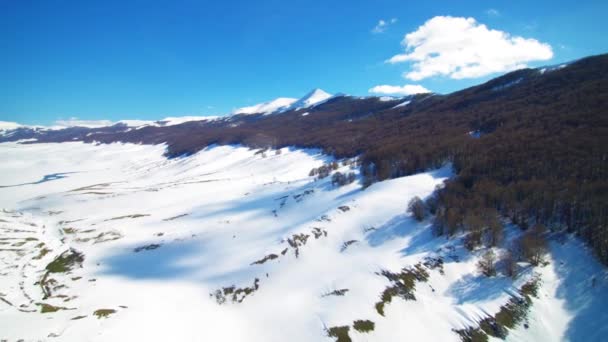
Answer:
[55,117,114,128]
[387,16,553,80]
[368,84,430,96]
[372,18,397,34]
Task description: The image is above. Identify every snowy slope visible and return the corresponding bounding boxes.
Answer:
[116,116,221,129]
[286,89,333,110]
[0,142,606,342]
[158,116,221,125]
[232,97,298,115]
[0,116,220,136]
[232,89,333,115]
[0,121,22,131]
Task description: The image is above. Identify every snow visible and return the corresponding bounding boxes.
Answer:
[115,116,221,128]
[491,77,523,91]
[116,119,156,127]
[508,236,608,341]
[232,89,333,115]
[116,116,220,128]
[54,119,115,128]
[0,142,606,341]
[288,89,333,110]
[392,100,411,109]
[538,63,569,74]
[158,116,221,126]
[2,90,331,134]
[233,97,298,115]
[0,121,22,131]
[0,116,220,135]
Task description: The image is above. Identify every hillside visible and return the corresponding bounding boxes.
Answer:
[1,142,607,341]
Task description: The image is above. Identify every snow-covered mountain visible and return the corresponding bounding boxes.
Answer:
[117,116,222,128]
[1,89,334,134]
[0,121,22,131]
[287,88,333,110]
[233,89,333,115]
[0,116,222,138]
[156,115,221,126]
[233,97,299,115]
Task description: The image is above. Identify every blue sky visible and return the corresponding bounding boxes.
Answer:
[1,0,607,126]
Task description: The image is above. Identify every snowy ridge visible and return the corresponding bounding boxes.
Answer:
[232,97,298,115]
[0,116,221,136]
[233,89,333,115]
[0,121,22,131]
[157,116,221,126]
[1,90,418,133]
[3,89,334,134]
[119,116,221,129]
[287,88,333,111]
[538,62,571,74]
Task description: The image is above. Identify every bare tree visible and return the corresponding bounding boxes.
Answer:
[464,213,484,250]
[408,196,426,221]
[477,250,497,277]
[519,223,548,266]
[502,250,517,278]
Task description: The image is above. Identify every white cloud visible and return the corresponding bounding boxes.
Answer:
[55,117,114,128]
[368,84,431,96]
[485,8,500,16]
[372,18,397,34]
[387,16,553,80]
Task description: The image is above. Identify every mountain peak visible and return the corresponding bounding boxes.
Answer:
[290,88,332,110]
[232,89,332,115]
[305,88,331,98]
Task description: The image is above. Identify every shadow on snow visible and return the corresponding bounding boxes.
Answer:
[551,237,608,341]
[99,241,202,280]
[0,172,79,188]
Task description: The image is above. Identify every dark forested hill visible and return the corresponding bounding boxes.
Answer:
[3,54,608,264]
